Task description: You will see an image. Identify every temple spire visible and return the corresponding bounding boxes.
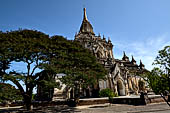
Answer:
[108,37,111,43]
[139,60,145,69]
[122,51,129,61]
[131,55,136,64]
[79,8,95,34]
[83,8,88,21]
[123,51,127,58]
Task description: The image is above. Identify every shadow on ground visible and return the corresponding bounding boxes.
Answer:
[0,105,81,113]
[89,105,109,108]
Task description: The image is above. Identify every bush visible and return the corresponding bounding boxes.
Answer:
[99,88,118,98]
[0,83,23,102]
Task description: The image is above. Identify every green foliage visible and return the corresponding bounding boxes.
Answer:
[138,46,170,94]
[147,68,169,94]
[0,83,23,102]
[152,46,170,93]
[0,29,107,109]
[154,46,170,71]
[0,29,56,110]
[37,70,60,89]
[48,36,107,99]
[140,68,167,94]
[99,88,118,98]
[36,70,61,100]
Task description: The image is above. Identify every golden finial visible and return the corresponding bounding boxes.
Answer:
[83,8,88,21]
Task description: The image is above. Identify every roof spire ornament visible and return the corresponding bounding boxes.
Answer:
[83,8,88,21]
[139,60,145,69]
[108,37,110,41]
[131,55,136,64]
[108,37,111,43]
[122,51,129,61]
[103,35,106,40]
[79,8,95,35]
[123,51,127,57]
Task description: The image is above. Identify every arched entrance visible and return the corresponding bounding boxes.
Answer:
[117,79,125,96]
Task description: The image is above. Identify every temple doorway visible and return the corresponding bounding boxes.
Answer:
[117,79,125,96]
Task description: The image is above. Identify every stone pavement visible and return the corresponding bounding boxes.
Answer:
[77,102,170,113]
[0,102,170,113]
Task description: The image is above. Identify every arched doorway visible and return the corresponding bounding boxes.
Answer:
[117,79,125,96]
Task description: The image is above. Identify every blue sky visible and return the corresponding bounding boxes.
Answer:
[1,0,170,71]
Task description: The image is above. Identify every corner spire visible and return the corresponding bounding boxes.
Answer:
[131,55,136,64]
[108,37,111,43]
[123,51,127,57]
[139,60,145,69]
[83,8,88,21]
[122,51,129,61]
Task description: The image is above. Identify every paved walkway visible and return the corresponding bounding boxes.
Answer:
[78,102,170,113]
[0,102,170,113]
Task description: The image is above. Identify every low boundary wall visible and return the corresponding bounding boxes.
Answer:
[0,95,169,107]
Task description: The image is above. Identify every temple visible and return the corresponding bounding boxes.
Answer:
[37,8,149,100]
[74,8,148,96]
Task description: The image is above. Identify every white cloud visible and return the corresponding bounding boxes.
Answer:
[112,33,170,70]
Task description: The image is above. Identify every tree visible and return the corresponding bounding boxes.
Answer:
[0,30,107,110]
[0,29,60,110]
[48,36,107,101]
[154,46,170,92]
[0,32,11,82]
[142,68,168,94]
[140,46,170,94]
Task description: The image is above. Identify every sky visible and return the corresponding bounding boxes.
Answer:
[1,0,170,71]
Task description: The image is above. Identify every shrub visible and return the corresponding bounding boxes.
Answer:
[0,83,23,102]
[99,88,118,98]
